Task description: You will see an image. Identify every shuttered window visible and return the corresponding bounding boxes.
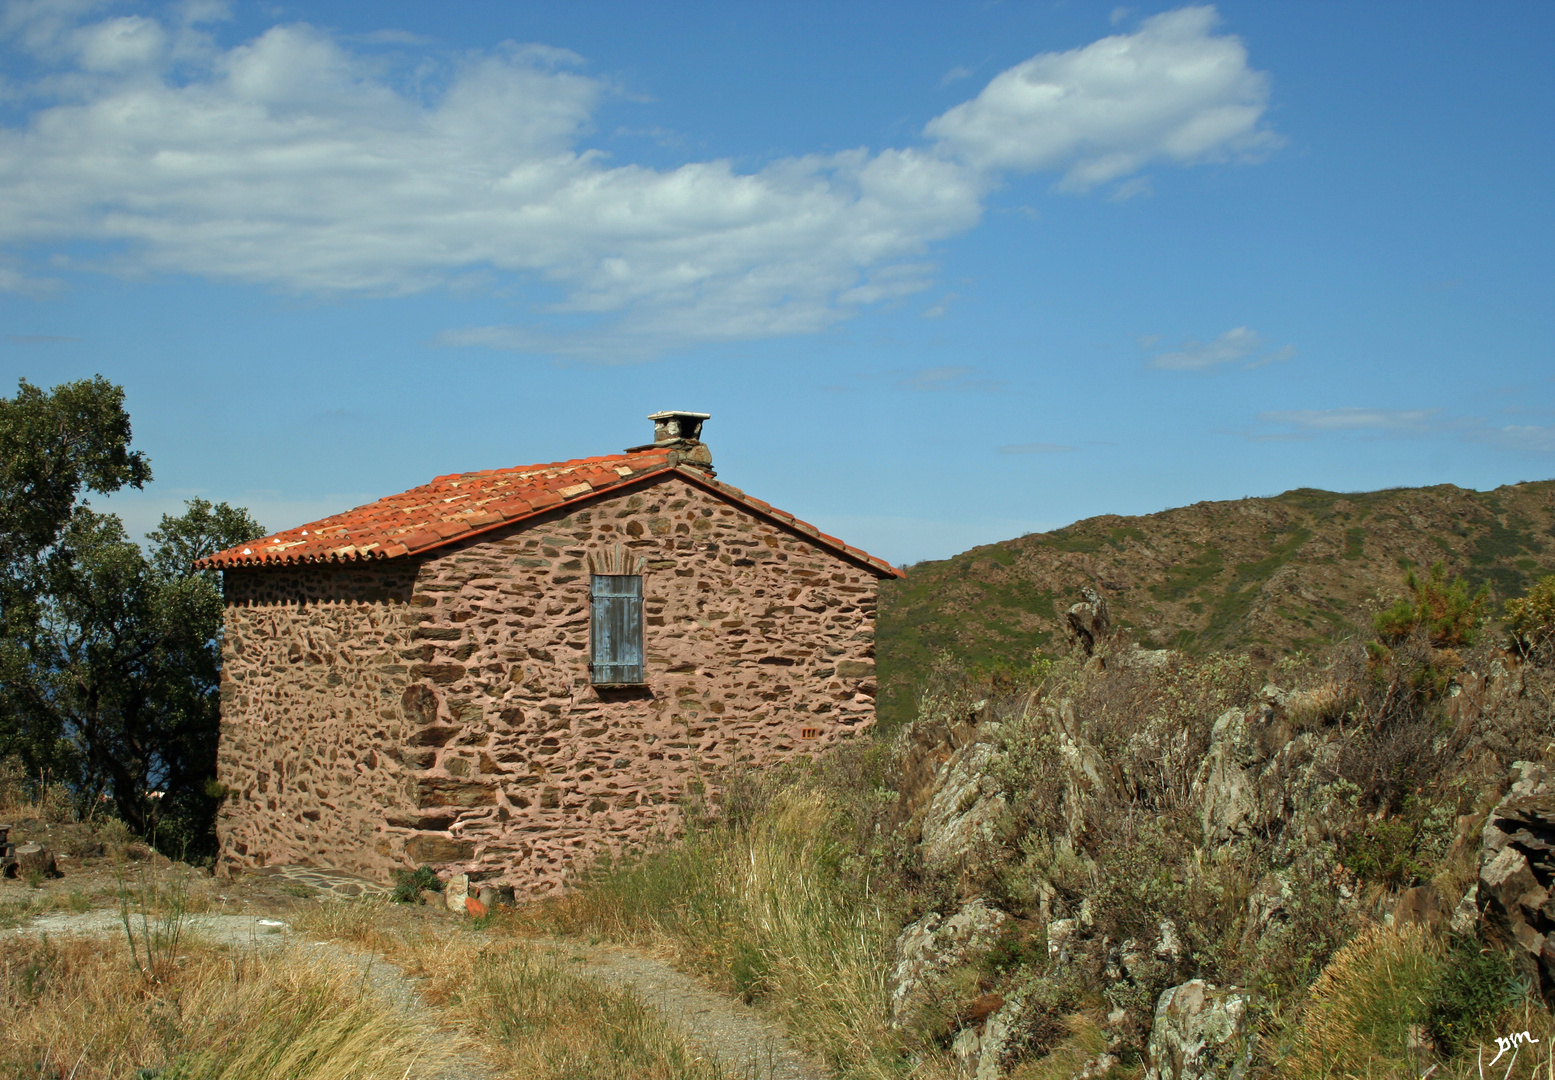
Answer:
[590,574,644,685]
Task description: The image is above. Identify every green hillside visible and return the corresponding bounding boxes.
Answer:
[876,479,1555,728]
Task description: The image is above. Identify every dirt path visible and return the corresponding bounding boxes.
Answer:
[554,939,830,1080]
[16,897,829,1080]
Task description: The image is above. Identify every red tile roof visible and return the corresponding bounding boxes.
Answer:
[198,451,902,578]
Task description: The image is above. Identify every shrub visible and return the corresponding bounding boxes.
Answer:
[1426,934,1529,1057]
[1282,923,1445,1080]
[1372,562,1489,650]
[390,865,443,904]
[1506,574,1555,666]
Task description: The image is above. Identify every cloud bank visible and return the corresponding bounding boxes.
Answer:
[0,4,1277,358]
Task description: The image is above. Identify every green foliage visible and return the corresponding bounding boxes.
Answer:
[0,379,263,858]
[1372,561,1489,649]
[390,865,445,904]
[1339,798,1454,889]
[1426,933,1529,1057]
[1505,574,1555,665]
[0,376,151,574]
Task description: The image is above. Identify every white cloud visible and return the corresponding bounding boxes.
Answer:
[1251,408,1555,455]
[1258,408,1441,432]
[890,365,1007,393]
[0,5,1277,357]
[1150,326,1292,370]
[925,6,1277,190]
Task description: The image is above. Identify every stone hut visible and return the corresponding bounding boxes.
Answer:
[200,412,901,895]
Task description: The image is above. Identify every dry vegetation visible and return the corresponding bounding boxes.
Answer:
[537,572,1555,1080]
[0,933,458,1079]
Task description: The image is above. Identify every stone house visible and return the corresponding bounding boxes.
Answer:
[200,413,900,895]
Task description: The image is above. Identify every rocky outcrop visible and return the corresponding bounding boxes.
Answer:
[888,899,1009,1028]
[1067,587,1111,656]
[1477,761,1555,998]
[952,989,1029,1080]
[921,740,1007,872]
[1144,980,1252,1080]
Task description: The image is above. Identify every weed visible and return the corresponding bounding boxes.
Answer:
[389,864,443,904]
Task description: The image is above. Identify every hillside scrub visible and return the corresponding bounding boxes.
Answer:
[1506,573,1555,666]
[548,579,1555,1079]
[875,480,1555,731]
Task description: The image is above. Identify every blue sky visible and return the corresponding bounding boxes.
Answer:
[1,1,1550,565]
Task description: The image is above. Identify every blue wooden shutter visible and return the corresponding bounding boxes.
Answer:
[590,574,644,684]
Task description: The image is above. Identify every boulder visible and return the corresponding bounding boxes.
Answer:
[888,899,1009,1028]
[1392,885,1448,930]
[1193,709,1257,845]
[962,990,1028,1080]
[920,740,1007,872]
[1059,730,1115,841]
[1476,761,1555,998]
[1046,917,1079,964]
[14,844,58,879]
[1144,980,1252,1080]
[1067,587,1111,656]
[443,872,470,914]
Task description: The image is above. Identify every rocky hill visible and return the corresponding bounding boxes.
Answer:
[878,479,1555,729]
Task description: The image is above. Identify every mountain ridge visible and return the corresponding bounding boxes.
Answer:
[876,478,1555,728]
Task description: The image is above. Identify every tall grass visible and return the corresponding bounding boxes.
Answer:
[541,784,903,1079]
[0,934,457,1079]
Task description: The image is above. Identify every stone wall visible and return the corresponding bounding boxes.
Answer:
[216,474,881,894]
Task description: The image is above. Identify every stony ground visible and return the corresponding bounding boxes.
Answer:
[2,826,828,1080]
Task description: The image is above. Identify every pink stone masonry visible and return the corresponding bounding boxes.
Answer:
[215,474,881,895]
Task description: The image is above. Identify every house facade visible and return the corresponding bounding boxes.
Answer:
[201,413,900,895]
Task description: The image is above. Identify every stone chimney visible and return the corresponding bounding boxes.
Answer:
[628,410,714,476]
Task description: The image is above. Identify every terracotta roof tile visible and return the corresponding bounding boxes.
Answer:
[199,451,901,577]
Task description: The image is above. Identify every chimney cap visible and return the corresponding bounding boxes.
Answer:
[646,410,710,443]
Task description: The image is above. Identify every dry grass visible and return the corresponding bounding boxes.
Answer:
[294,900,731,1080]
[531,785,903,1079]
[1282,923,1446,1080]
[0,932,457,1079]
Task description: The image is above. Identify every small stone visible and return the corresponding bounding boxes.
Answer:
[465,895,488,917]
[418,888,442,907]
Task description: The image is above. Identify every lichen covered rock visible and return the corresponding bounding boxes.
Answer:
[888,899,1009,1028]
[1144,979,1251,1080]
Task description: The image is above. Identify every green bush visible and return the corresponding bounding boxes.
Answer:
[1426,933,1529,1057]
[1372,561,1489,650]
[390,865,443,904]
[1506,573,1555,665]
